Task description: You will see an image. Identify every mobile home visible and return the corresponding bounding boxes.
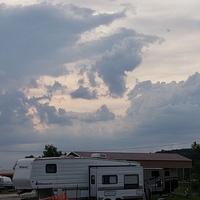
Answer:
[13,156,145,200]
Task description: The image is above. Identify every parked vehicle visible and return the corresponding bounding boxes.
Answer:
[0,175,14,190]
[13,156,145,200]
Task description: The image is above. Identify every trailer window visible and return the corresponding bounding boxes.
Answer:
[124,175,139,189]
[46,164,57,173]
[91,175,95,184]
[102,175,117,184]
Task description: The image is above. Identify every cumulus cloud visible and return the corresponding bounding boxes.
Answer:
[125,72,200,142]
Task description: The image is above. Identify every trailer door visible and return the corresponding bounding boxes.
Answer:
[89,166,97,198]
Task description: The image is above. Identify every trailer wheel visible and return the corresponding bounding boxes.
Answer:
[116,198,122,200]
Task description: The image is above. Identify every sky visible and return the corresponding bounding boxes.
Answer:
[0,0,200,169]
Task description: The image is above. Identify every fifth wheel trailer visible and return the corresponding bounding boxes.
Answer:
[13,156,145,200]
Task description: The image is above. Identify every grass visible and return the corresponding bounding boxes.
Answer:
[152,194,200,200]
[0,188,16,194]
[151,181,200,200]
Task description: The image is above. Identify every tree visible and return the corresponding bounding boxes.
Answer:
[25,155,35,158]
[43,144,62,157]
[192,141,200,153]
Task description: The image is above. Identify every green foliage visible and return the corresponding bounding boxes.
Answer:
[192,161,200,178]
[25,155,35,158]
[42,144,62,157]
[192,141,200,153]
[157,143,200,179]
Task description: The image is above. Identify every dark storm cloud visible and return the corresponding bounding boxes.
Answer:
[0,3,125,84]
[70,86,98,99]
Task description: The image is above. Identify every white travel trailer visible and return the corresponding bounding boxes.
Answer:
[13,156,145,200]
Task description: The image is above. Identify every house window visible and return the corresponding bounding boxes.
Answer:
[124,175,139,189]
[151,170,160,177]
[46,164,57,173]
[165,171,170,176]
[102,175,117,184]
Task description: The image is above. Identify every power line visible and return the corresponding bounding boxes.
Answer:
[0,150,43,153]
[67,142,193,152]
[0,141,193,153]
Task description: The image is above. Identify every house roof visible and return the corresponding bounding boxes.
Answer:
[72,151,192,168]
[0,169,14,178]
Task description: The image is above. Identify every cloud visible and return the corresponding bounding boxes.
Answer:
[45,81,67,96]
[1,1,200,169]
[0,3,125,86]
[80,104,115,123]
[93,28,160,97]
[1,73,200,168]
[35,102,72,126]
[0,90,31,125]
[0,2,160,96]
[125,72,200,143]
[70,86,98,99]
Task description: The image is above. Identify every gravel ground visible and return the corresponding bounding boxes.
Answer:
[0,190,37,200]
[0,193,20,199]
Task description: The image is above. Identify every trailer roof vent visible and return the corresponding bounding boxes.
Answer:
[91,153,107,159]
